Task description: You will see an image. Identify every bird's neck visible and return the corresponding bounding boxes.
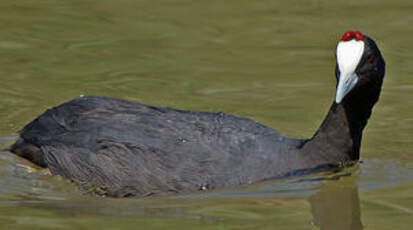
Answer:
[303,95,376,163]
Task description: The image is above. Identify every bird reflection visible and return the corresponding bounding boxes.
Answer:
[309,175,362,230]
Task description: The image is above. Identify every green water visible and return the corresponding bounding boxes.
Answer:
[1,0,413,229]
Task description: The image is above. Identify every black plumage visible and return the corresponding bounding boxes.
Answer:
[10,33,385,197]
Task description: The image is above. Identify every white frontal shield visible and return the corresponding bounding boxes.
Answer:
[335,40,364,103]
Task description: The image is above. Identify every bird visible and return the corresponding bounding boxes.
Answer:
[9,31,385,197]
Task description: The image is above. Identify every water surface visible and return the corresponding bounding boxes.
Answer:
[1,0,412,229]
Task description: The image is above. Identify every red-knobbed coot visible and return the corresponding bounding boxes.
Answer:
[10,31,385,197]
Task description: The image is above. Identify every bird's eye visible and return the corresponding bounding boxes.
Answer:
[367,55,375,63]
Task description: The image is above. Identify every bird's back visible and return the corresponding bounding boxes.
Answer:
[19,96,298,197]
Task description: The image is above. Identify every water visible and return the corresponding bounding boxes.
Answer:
[1,0,413,229]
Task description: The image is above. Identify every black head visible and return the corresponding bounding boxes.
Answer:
[334,31,385,106]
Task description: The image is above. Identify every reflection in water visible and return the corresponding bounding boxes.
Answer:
[309,178,362,230]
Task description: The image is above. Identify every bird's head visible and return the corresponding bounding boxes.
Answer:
[335,30,385,104]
